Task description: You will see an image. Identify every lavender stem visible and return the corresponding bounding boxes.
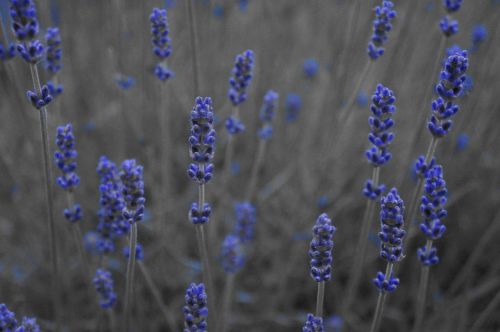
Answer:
[370,263,393,332]
[315,281,325,318]
[124,222,138,331]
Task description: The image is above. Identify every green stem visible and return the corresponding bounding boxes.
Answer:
[412,240,432,332]
[124,223,138,331]
[29,63,60,330]
[315,281,325,318]
[220,273,235,332]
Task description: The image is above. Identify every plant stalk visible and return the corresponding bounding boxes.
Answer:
[315,281,325,318]
[370,263,393,332]
[124,222,138,331]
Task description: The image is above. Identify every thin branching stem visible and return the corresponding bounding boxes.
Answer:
[223,106,239,177]
[124,222,138,331]
[245,138,267,201]
[412,240,433,332]
[186,0,201,96]
[29,63,61,329]
[315,281,325,318]
[344,166,380,312]
[138,261,177,331]
[370,263,393,332]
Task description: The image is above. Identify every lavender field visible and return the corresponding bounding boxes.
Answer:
[0,0,499,331]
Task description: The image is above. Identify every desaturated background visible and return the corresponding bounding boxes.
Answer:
[0,0,499,331]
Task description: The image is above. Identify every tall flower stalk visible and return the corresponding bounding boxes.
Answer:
[308,213,335,318]
[120,160,145,330]
[245,89,279,201]
[404,51,468,247]
[412,165,448,331]
[54,124,88,275]
[338,0,396,125]
[223,49,255,175]
[345,84,396,311]
[9,0,60,326]
[370,188,405,332]
[188,97,217,324]
[185,0,200,96]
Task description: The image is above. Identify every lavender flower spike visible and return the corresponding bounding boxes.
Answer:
[54,124,79,191]
[309,213,336,283]
[303,313,324,332]
[120,159,145,225]
[221,235,244,274]
[258,90,279,140]
[93,268,117,309]
[150,7,173,80]
[367,0,396,60]
[16,317,41,332]
[228,49,255,106]
[428,51,469,138]
[183,283,208,332]
[0,303,17,330]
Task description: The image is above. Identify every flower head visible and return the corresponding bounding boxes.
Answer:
[15,317,40,332]
[123,242,144,261]
[233,202,256,243]
[378,188,405,263]
[443,0,463,12]
[308,213,336,282]
[365,84,396,167]
[0,42,16,61]
[228,50,255,106]
[120,159,145,225]
[183,283,208,332]
[188,97,216,184]
[0,303,17,331]
[367,0,396,60]
[45,27,62,73]
[150,8,173,80]
[93,268,117,309]
[428,51,469,137]
[9,0,39,41]
[221,235,245,274]
[54,124,79,191]
[258,90,279,140]
[302,314,324,332]
[440,16,458,37]
[285,93,302,122]
[303,58,319,78]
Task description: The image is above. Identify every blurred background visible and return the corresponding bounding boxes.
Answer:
[0,0,499,331]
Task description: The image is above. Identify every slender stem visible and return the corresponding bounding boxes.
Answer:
[138,261,177,331]
[339,60,372,124]
[245,139,267,201]
[124,223,138,331]
[370,263,393,332]
[470,288,500,332]
[29,63,60,329]
[186,0,201,96]
[223,106,239,177]
[412,240,432,332]
[220,273,235,332]
[159,81,170,236]
[195,224,216,327]
[65,190,90,277]
[315,281,325,318]
[344,166,380,312]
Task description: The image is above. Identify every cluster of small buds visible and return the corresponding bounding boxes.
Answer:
[378,188,406,263]
[365,84,396,167]
[373,271,400,293]
[363,180,386,200]
[309,213,336,282]
[233,201,256,243]
[221,235,245,274]
[188,202,211,225]
[225,116,245,135]
[123,243,144,261]
[97,156,127,253]
[303,58,319,78]
[258,90,279,140]
[471,24,487,51]
[440,17,458,37]
[417,165,448,266]
[0,42,16,61]
[9,0,39,41]
[150,7,173,80]
[414,155,436,178]
[16,317,40,332]
[45,27,62,73]
[46,80,63,98]
[302,314,324,332]
[228,49,255,106]
[285,93,302,122]
[26,84,52,109]
[93,268,117,309]
[428,51,468,137]
[0,303,17,330]
[0,304,40,332]
[188,97,216,184]
[64,204,82,223]
[183,283,208,332]
[120,160,146,225]
[54,124,80,191]
[367,0,396,60]
[440,0,462,36]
